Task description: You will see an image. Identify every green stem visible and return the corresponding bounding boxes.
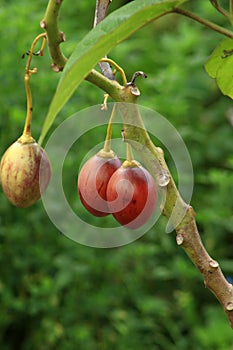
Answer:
[94,0,114,80]
[22,74,33,138]
[126,142,134,162]
[21,33,47,144]
[40,0,67,71]
[173,7,233,38]
[103,103,117,153]
[86,69,124,101]
[230,0,233,25]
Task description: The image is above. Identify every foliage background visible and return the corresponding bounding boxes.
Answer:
[0,1,233,349]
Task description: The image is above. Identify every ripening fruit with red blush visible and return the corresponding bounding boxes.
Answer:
[106,161,157,229]
[78,150,122,217]
[0,140,51,208]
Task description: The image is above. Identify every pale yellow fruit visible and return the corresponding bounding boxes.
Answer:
[0,140,51,208]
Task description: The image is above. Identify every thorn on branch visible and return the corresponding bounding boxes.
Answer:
[226,302,233,311]
[40,19,47,29]
[60,32,66,42]
[209,260,219,269]
[176,234,184,245]
[51,63,63,72]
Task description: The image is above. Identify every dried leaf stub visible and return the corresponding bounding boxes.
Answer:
[130,85,140,96]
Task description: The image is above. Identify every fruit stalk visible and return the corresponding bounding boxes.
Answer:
[126,142,134,163]
[102,103,117,154]
[21,33,47,144]
[21,72,34,142]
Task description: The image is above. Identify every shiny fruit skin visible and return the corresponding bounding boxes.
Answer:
[0,140,51,208]
[78,154,122,217]
[106,165,157,229]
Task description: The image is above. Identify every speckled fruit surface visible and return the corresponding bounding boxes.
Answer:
[0,141,51,208]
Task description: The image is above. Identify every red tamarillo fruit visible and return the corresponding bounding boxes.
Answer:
[78,150,122,217]
[106,160,158,229]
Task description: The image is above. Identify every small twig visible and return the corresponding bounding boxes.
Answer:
[210,0,230,19]
[93,0,112,26]
[94,0,115,80]
[173,7,233,39]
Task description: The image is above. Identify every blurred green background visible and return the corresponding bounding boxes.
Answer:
[0,1,233,349]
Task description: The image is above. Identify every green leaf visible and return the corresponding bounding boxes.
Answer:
[39,0,187,144]
[205,38,233,99]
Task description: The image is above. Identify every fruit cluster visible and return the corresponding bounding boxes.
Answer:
[78,137,158,230]
[0,40,157,230]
